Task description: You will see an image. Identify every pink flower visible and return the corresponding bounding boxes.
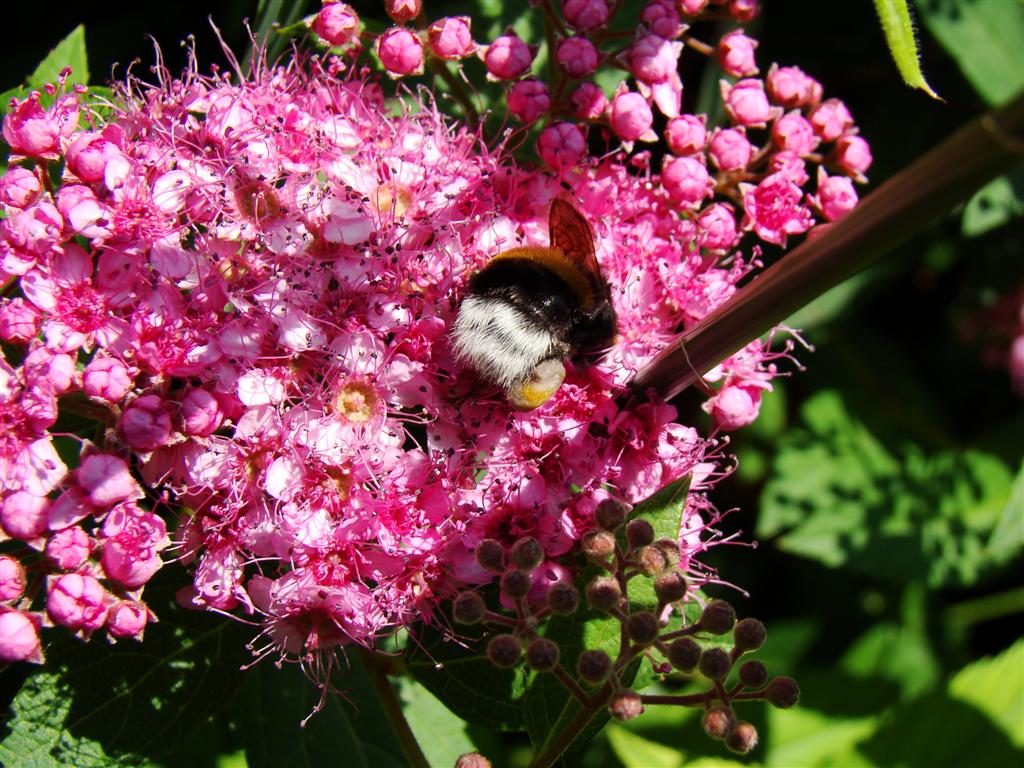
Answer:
[570,82,607,120]
[808,98,853,142]
[483,34,534,80]
[609,87,657,143]
[833,134,873,180]
[428,17,475,60]
[562,0,610,31]
[66,127,124,184]
[0,555,26,602]
[729,0,760,22]
[697,203,738,252]
[0,609,43,663]
[23,347,75,394]
[376,27,424,77]
[507,80,551,124]
[769,150,809,186]
[556,37,599,78]
[180,388,224,437]
[384,0,420,24]
[740,172,814,246]
[722,78,773,127]
[772,111,818,155]
[662,156,713,208]
[717,31,759,77]
[708,127,752,171]
[100,502,169,589]
[640,0,684,39]
[538,123,586,170]
[703,381,767,430]
[0,166,41,209]
[47,572,109,634]
[766,64,822,108]
[0,491,49,541]
[0,298,41,342]
[810,167,858,222]
[83,356,133,402]
[665,114,707,155]
[2,89,79,160]
[77,453,140,508]
[119,394,173,452]
[107,600,150,640]
[45,525,92,570]
[313,2,360,47]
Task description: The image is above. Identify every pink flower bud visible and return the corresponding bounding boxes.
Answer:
[483,34,534,80]
[538,123,587,170]
[77,453,139,508]
[0,609,43,663]
[428,17,475,60]
[313,2,360,47]
[723,78,772,127]
[83,356,133,402]
[24,347,75,393]
[698,203,738,251]
[562,0,610,31]
[640,1,684,39]
[56,184,111,239]
[833,134,872,179]
[0,166,41,208]
[376,27,425,77]
[717,31,758,77]
[47,572,108,633]
[766,64,821,108]
[709,127,752,171]
[507,80,551,124]
[609,88,656,143]
[385,0,421,23]
[808,98,853,142]
[119,393,173,452]
[628,34,681,84]
[812,168,858,222]
[0,297,42,342]
[556,37,599,78]
[1,491,49,541]
[772,111,818,155]
[66,131,123,184]
[45,525,92,570]
[769,150,808,185]
[181,388,224,437]
[705,382,765,430]
[729,0,760,22]
[2,201,64,257]
[741,172,813,246]
[678,0,708,14]
[107,600,149,640]
[570,82,607,120]
[2,92,78,159]
[662,156,713,208]
[100,504,168,589]
[0,556,26,602]
[665,114,707,155]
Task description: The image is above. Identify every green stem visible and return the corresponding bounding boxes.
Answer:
[631,90,1024,400]
[356,649,430,768]
[945,586,1024,629]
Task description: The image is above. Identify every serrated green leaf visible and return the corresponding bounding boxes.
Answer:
[963,172,1024,237]
[396,677,479,768]
[29,25,89,88]
[631,475,692,543]
[607,724,685,768]
[242,658,407,768]
[875,0,940,98]
[947,639,1024,748]
[916,0,1024,106]
[0,570,250,768]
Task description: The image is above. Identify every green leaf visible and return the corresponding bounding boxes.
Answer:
[874,0,940,98]
[986,460,1024,564]
[0,571,250,768]
[29,25,90,88]
[396,677,480,768]
[404,624,527,732]
[962,171,1024,237]
[607,724,685,768]
[759,390,1014,587]
[631,475,692,543]
[241,659,407,768]
[916,0,1024,106]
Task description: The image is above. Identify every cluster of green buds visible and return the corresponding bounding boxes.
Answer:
[450,498,799,756]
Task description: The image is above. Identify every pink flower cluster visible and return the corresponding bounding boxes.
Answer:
[0,48,787,668]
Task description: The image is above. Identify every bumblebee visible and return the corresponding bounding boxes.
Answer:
[451,198,617,410]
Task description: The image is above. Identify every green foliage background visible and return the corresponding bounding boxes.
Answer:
[1,1,1021,766]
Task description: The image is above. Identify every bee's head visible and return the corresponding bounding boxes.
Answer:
[568,300,618,357]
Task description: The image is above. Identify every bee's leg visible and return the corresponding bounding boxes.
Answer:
[507,358,566,410]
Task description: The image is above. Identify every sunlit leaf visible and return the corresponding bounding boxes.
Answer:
[873,0,939,98]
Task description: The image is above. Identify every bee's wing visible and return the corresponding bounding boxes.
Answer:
[549,198,603,282]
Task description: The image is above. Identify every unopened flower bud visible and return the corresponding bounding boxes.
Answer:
[717,31,759,77]
[0,556,26,602]
[733,617,766,652]
[525,638,560,671]
[609,89,656,143]
[538,123,586,170]
[653,538,681,568]
[376,27,425,77]
[0,609,43,663]
[636,545,668,576]
[665,114,707,155]
[833,134,873,179]
[83,356,132,403]
[455,754,492,768]
[313,2,360,47]
[625,518,654,549]
[698,647,732,681]
[666,637,701,671]
[738,659,767,688]
[582,530,616,562]
[700,599,736,634]
[475,539,505,571]
[726,721,759,754]
[384,0,420,24]
[119,394,173,452]
[507,80,550,124]
[627,611,659,646]
[45,525,91,570]
[653,571,688,604]
[764,676,800,708]
[47,573,108,633]
[608,690,644,721]
[428,17,475,60]
[483,34,534,80]
[487,634,522,668]
[509,536,544,571]
[585,576,621,611]
[662,155,713,208]
[563,0,610,31]
[107,600,148,640]
[702,705,734,740]
[546,581,580,615]
[577,648,613,684]
[452,591,487,624]
[594,498,628,531]
[556,37,599,78]
[500,569,532,600]
[570,82,606,120]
